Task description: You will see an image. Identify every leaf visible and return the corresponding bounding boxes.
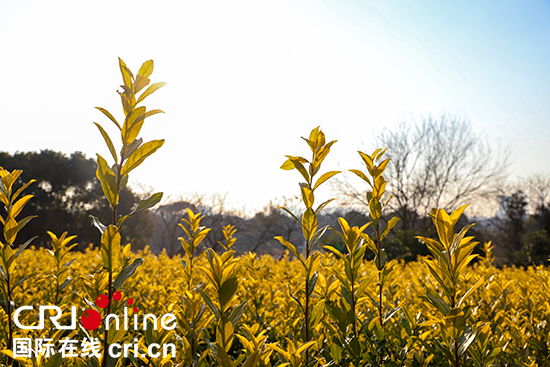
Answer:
[445,308,466,340]
[121,137,143,159]
[315,198,334,215]
[120,140,165,176]
[280,158,294,170]
[349,169,372,186]
[198,287,221,320]
[457,273,492,307]
[101,225,122,272]
[113,258,144,290]
[450,204,469,226]
[59,277,72,292]
[137,59,154,79]
[122,106,146,145]
[134,60,154,93]
[309,225,329,252]
[313,170,340,191]
[13,272,37,290]
[15,236,36,259]
[137,82,167,104]
[300,186,314,208]
[96,154,118,208]
[94,123,118,163]
[285,155,310,183]
[383,307,401,323]
[118,57,134,89]
[307,271,318,297]
[119,192,163,227]
[15,215,36,236]
[302,208,318,242]
[215,344,236,367]
[241,350,260,367]
[228,301,248,328]
[10,194,33,219]
[380,217,400,241]
[458,329,477,356]
[275,236,304,264]
[95,107,122,130]
[145,109,164,119]
[3,217,17,245]
[90,216,108,234]
[1,245,15,274]
[219,276,238,312]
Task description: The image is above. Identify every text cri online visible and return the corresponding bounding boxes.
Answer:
[110,340,176,359]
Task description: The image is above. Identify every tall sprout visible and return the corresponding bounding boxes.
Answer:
[275,126,339,365]
[92,58,166,367]
[350,148,400,365]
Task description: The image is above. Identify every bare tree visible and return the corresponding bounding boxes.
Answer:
[332,114,510,230]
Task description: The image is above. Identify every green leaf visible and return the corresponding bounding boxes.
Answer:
[113,258,144,290]
[424,288,450,315]
[120,139,165,176]
[136,82,167,104]
[100,225,122,272]
[383,307,401,323]
[94,123,118,163]
[95,107,122,130]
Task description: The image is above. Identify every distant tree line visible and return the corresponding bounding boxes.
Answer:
[0,150,154,250]
[1,114,549,266]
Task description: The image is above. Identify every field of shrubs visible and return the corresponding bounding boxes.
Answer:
[1,235,550,366]
[1,59,549,367]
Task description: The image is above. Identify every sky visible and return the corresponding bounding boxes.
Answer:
[0,0,549,215]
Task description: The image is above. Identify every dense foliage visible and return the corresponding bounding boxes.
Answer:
[0,242,548,366]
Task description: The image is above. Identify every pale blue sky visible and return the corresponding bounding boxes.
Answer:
[0,0,549,213]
